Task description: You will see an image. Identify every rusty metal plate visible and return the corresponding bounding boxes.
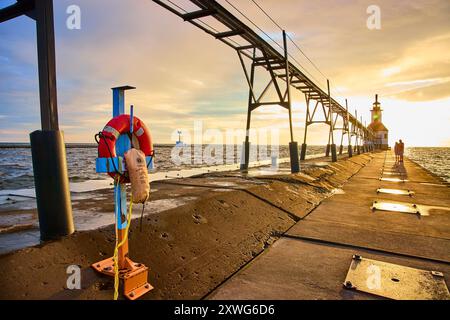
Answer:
[371,200,424,215]
[343,255,450,300]
[376,188,414,196]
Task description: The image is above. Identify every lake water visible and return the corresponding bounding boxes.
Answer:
[0,144,326,191]
[405,147,450,183]
[0,145,448,193]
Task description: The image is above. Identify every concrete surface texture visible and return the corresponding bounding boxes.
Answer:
[0,151,448,300]
[0,153,371,299]
[208,151,450,300]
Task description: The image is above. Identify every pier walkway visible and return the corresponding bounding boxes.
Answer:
[1,151,449,300]
[209,151,450,300]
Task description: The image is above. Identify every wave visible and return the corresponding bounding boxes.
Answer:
[0,223,37,235]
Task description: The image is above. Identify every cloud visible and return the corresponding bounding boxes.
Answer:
[391,81,450,102]
[0,0,449,145]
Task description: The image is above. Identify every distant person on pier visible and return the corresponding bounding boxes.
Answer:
[394,142,399,163]
[398,139,405,163]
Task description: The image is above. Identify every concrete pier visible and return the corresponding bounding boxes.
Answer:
[0,151,448,300]
[208,151,450,300]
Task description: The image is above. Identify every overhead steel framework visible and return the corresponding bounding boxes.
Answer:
[0,0,376,239]
[153,0,375,172]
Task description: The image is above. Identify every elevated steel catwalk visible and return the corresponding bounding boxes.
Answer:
[152,0,372,138]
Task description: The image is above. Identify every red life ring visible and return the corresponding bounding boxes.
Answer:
[98,114,153,181]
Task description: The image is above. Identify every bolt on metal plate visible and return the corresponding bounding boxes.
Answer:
[371,200,425,215]
[376,188,414,197]
[343,255,450,300]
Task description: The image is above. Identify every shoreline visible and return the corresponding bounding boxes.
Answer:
[0,153,327,202]
[0,151,449,300]
[405,157,450,184]
[0,153,326,254]
[0,153,373,299]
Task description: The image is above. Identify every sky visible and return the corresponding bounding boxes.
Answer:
[0,0,449,146]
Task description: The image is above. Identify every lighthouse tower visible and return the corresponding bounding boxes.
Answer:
[368,94,389,150]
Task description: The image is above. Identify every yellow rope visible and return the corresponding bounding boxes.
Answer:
[113,180,133,300]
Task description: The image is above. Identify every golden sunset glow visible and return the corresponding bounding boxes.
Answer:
[0,0,449,146]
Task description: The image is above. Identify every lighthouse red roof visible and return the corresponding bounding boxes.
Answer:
[368,121,388,132]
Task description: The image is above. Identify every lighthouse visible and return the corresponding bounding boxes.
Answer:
[368,94,389,150]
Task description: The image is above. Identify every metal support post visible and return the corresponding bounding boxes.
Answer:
[327,80,337,162]
[346,99,353,157]
[284,30,299,173]
[30,0,73,240]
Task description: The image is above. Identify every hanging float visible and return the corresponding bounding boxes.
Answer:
[93,86,154,300]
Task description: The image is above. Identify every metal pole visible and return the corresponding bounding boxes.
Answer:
[364,120,367,153]
[300,94,309,161]
[326,101,331,158]
[284,32,294,144]
[346,99,353,157]
[0,0,35,24]
[240,50,255,171]
[355,110,360,155]
[361,116,365,153]
[112,86,134,268]
[283,30,299,173]
[35,0,58,130]
[327,80,337,162]
[30,0,74,240]
[326,80,331,152]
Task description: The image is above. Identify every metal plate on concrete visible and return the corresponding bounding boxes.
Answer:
[343,255,450,300]
[381,172,402,176]
[371,200,423,215]
[312,162,329,168]
[420,182,448,187]
[380,177,408,182]
[376,188,414,196]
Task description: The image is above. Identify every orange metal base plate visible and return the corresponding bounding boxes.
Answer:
[92,257,153,300]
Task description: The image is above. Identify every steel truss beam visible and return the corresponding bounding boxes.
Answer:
[0,0,34,23]
[152,0,377,161]
[237,32,299,172]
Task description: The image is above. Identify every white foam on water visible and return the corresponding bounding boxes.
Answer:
[0,153,326,207]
